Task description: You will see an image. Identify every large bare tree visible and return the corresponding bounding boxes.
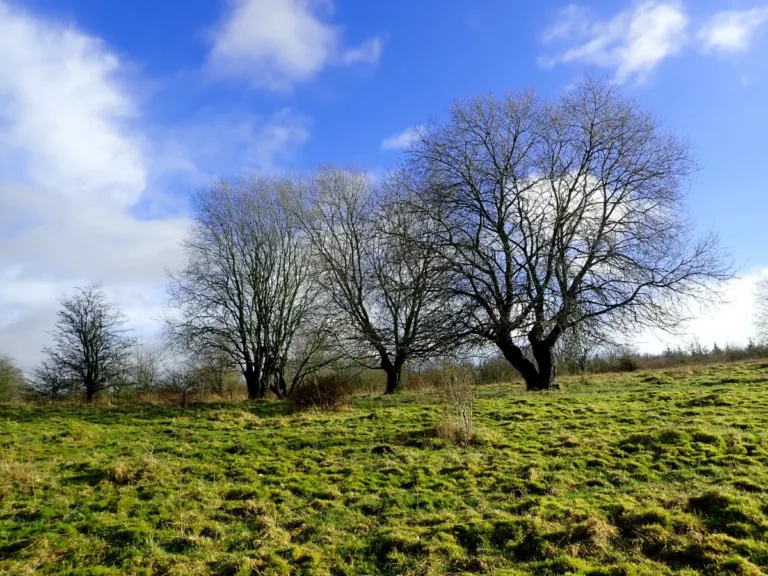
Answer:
[405,78,729,390]
[298,167,457,394]
[41,285,133,402]
[166,177,320,400]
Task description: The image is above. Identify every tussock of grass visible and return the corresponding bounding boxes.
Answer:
[434,418,482,446]
[1,361,768,574]
[106,454,159,486]
[0,459,44,497]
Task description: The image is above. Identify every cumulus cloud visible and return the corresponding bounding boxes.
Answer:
[636,267,768,353]
[206,0,384,91]
[150,110,310,189]
[381,126,421,152]
[0,3,311,369]
[698,7,768,54]
[339,35,385,65]
[539,1,688,84]
[541,4,591,42]
[0,2,190,367]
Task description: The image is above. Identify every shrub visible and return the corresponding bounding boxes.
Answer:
[287,373,351,411]
[160,367,200,407]
[31,359,72,401]
[435,365,477,446]
[0,356,26,402]
[476,356,521,385]
[615,355,639,372]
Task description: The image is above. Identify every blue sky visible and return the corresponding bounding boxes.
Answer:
[1,0,767,366]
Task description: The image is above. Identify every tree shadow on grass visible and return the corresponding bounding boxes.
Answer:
[59,461,107,486]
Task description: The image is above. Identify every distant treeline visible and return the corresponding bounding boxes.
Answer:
[468,340,768,384]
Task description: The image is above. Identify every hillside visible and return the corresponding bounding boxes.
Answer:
[2,362,768,575]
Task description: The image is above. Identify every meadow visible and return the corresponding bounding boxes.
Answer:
[2,362,768,575]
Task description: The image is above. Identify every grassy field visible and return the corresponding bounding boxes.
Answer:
[2,362,768,575]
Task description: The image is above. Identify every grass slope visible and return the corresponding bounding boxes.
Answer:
[2,362,768,575]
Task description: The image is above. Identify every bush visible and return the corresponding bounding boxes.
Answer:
[476,356,520,385]
[31,359,72,401]
[615,355,639,372]
[160,367,200,407]
[435,365,477,446]
[287,373,351,411]
[0,356,26,402]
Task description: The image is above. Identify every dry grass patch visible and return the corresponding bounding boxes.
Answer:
[107,454,159,485]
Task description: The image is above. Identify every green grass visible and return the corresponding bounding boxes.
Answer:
[2,362,768,575]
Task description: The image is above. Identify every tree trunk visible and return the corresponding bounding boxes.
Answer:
[258,373,269,398]
[271,363,287,399]
[529,339,559,391]
[496,337,541,391]
[496,333,560,391]
[85,380,96,403]
[382,356,404,395]
[244,366,261,400]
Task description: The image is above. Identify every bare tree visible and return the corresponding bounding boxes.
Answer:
[282,319,340,396]
[405,77,729,390]
[108,374,135,401]
[41,285,133,402]
[166,177,320,400]
[297,167,457,394]
[130,343,165,396]
[31,359,71,401]
[558,320,611,374]
[160,366,199,407]
[193,348,243,399]
[757,278,768,344]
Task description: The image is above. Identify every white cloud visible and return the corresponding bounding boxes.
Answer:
[539,1,688,84]
[541,4,590,42]
[152,110,310,186]
[381,125,421,152]
[636,267,768,354]
[0,2,190,368]
[206,0,384,91]
[0,3,311,369]
[698,7,768,54]
[0,4,144,203]
[339,35,385,65]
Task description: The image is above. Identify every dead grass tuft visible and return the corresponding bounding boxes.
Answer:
[568,516,619,552]
[107,454,158,486]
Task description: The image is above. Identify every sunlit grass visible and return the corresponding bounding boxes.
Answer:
[2,361,768,574]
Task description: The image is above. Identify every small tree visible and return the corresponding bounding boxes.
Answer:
[31,359,71,401]
[558,321,611,374]
[42,285,133,402]
[282,321,340,397]
[193,349,243,399]
[298,167,458,394]
[161,367,199,407]
[109,375,135,401]
[131,343,165,397]
[757,278,768,344]
[0,355,26,402]
[436,365,477,446]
